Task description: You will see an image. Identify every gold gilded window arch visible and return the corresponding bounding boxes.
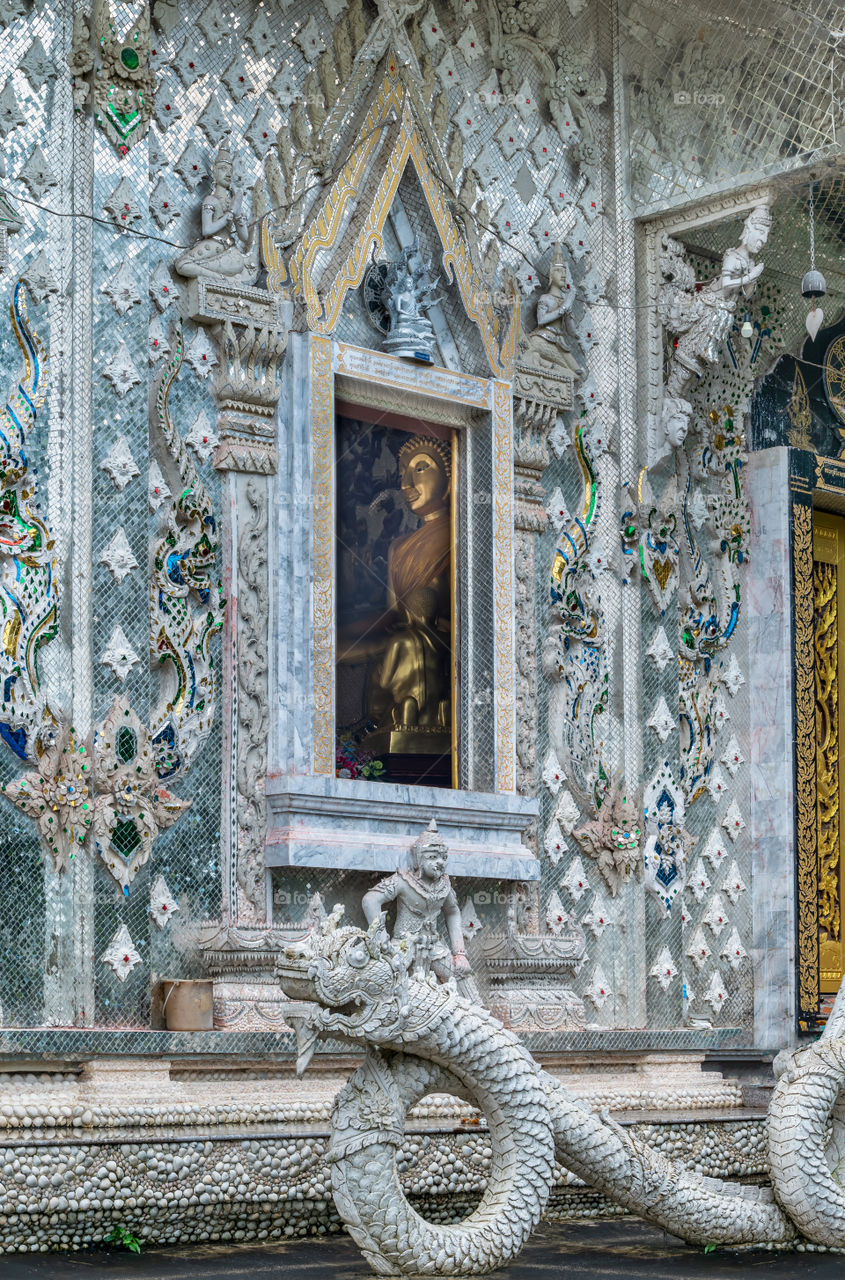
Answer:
[283,59,519,380]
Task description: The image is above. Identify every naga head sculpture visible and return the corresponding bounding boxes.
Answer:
[276,909,416,1072]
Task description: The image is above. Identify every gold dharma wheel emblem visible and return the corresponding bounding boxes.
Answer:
[823,333,845,424]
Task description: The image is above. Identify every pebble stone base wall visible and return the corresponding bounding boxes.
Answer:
[0,1117,771,1253]
[0,1056,768,1253]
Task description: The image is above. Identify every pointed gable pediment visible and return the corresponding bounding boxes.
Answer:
[278,49,518,379]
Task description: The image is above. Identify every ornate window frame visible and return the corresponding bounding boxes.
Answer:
[265,333,538,912]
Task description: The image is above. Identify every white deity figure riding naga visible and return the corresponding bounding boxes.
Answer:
[275,822,845,1277]
[361,821,480,1004]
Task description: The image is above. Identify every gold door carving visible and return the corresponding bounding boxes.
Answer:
[794,500,819,1020]
[814,511,845,992]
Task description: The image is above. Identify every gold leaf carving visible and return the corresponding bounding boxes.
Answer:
[794,500,820,1017]
[815,561,839,947]
[813,511,845,991]
[788,364,812,450]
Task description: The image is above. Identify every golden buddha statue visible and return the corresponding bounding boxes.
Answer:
[337,434,452,763]
[374,586,450,731]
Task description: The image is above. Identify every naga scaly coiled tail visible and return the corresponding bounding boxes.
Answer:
[277,912,845,1277]
[544,1074,793,1246]
[331,1038,554,1276]
[766,981,845,1247]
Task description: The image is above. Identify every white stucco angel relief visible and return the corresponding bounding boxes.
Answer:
[657,204,772,450]
[175,137,258,286]
[520,241,580,376]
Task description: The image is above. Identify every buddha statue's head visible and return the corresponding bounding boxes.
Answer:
[398,435,451,519]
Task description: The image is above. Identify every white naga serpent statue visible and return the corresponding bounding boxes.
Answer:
[276,911,845,1276]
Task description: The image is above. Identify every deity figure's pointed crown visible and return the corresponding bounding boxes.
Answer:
[214,138,233,173]
[411,817,449,867]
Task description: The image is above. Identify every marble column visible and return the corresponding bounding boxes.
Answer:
[184,278,292,923]
[513,362,573,922]
[745,446,797,1049]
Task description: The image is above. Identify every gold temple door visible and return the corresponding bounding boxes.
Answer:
[813,511,845,993]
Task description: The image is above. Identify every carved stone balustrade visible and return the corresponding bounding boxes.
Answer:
[183,277,293,474]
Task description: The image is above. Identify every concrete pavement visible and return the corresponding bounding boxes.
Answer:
[0,1220,841,1279]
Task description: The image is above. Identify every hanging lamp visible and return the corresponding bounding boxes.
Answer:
[802,181,827,341]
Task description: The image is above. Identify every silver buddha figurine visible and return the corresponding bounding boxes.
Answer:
[382,240,440,364]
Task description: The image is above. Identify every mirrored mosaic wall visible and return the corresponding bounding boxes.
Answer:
[622,0,845,209]
[0,0,830,1052]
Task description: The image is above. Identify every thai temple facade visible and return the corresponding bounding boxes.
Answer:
[0,0,841,1252]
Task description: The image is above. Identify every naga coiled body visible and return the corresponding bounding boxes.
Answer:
[277,912,845,1276]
